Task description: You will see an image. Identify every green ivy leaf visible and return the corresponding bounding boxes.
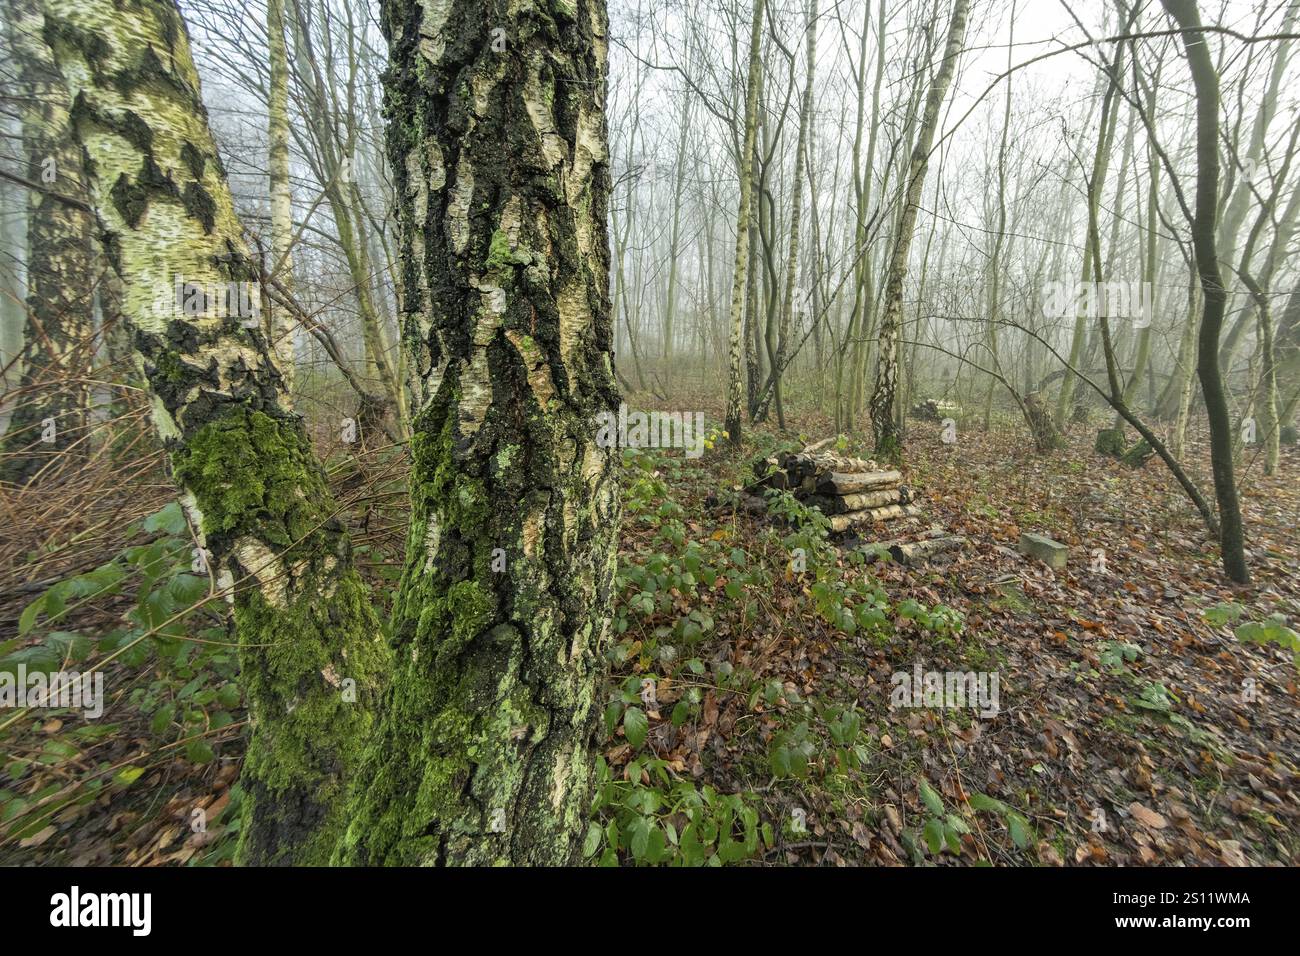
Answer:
[629,815,653,861]
[969,792,1009,814]
[143,502,188,537]
[923,818,945,854]
[1201,602,1245,628]
[150,704,175,737]
[1007,812,1031,849]
[582,821,603,859]
[604,700,623,736]
[217,683,241,708]
[17,595,44,636]
[185,739,215,764]
[919,779,944,816]
[623,706,648,749]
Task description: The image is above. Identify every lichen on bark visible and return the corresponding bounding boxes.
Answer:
[42,0,388,865]
[338,0,619,865]
[0,0,97,483]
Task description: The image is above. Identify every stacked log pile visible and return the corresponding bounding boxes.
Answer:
[728,442,966,565]
[753,450,921,533]
[909,398,959,422]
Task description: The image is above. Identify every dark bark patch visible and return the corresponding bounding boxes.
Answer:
[180,140,205,180]
[182,180,216,232]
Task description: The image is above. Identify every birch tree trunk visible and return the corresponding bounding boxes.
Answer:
[1119,70,1161,412]
[772,0,818,431]
[0,0,96,483]
[266,0,296,391]
[338,0,620,865]
[0,149,24,386]
[662,63,691,362]
[40,0,387,864]
[982,3,1014,432]
[869,0,967,460]
[725,0,765,444]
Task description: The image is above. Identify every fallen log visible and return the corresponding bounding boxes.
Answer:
[860,526,953,560]
[816,469,902,495]
[859,536,909,559]
[888,535,967,565]
[828,503,921,533]
[805,488,904,514]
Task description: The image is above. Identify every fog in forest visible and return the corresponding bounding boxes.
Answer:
[0,0,1296,884]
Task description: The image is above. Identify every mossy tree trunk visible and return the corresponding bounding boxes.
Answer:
[337,0,619,865]
[0,0,96,483]
[1278,287,1300,429]
[1169,276,1200,459]
[41,0,387,864]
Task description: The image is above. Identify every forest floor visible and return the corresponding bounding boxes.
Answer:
[1,392,1297,866]
[599,394,1298,866]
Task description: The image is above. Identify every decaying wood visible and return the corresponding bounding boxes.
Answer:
[860,527,961,563]
[747,442,926,539]
[888,535,966,564]
[794,451,879,474]
[755,449,881,487]
[828,503,921,533]
[816,469,902,495]
[804,487,904,514]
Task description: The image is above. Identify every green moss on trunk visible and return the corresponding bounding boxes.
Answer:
[1094,426,1127,458]
[44,0,389,864]
[173,411,390,866]
[339,0,619,866]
